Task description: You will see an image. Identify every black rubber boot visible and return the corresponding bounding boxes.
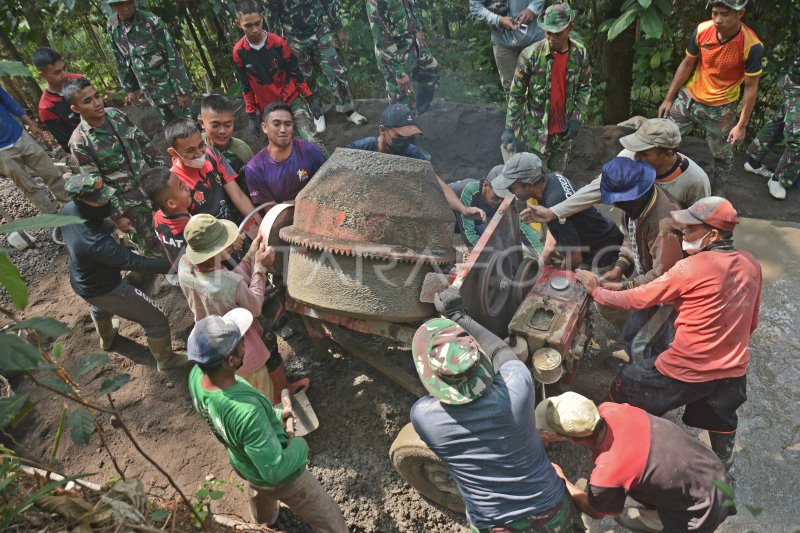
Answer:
[709,431,736,475]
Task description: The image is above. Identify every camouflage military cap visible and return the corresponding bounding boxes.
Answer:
[64,173,116,204]
[537,3,576,33]
[411,318,494,405]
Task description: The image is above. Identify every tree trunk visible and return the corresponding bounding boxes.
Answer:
[437,6,451,40]
[83,15,115,91]
[600,0,636,124]
[21,3,52,48]
[0,30,42,114]
[184,13,218,87]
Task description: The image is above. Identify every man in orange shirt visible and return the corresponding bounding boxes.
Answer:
[658,0,762,196]
[575,197,762,475]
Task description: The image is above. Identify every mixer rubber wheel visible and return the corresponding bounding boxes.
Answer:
[389,423,465,515]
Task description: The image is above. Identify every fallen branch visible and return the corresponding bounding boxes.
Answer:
[106,394,206,530]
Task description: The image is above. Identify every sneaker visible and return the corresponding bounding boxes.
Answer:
[768,179,787,200]
[346,110,368,125]
[51,226,64,245]
[744,161,773,178]
[314,115,326,134]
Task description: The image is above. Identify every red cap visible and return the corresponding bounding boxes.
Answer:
[670,196,739,231]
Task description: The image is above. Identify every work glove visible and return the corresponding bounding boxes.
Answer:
[308,98,323,119]
[500,128,516,151]
[434,286,465,320]
[247,113,260,135]
[562,119,581,141]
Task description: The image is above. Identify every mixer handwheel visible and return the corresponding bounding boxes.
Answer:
[478,250,514,317]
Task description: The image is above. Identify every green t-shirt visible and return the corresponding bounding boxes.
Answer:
[188,366,308,486]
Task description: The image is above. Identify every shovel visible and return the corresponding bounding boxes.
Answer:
[279,387,319,437]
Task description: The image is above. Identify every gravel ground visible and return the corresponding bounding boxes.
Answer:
[2,100,797,532]
[0,181,62,306]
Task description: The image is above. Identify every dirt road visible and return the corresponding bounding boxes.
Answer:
[2,100,798,531]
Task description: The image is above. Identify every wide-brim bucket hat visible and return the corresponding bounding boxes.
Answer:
[412,318,494,405]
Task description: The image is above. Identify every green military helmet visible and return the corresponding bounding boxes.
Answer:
[65,173,116,204]
[537,3,576,33]
[411,318,494,405]
[706,0,748,10]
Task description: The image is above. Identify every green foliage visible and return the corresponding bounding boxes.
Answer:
[0,215,84,235]
[0,255,27,310]
[10,317,72,338]
[75,353,110,376]
[185,476,244,528]
[0,450,88,529]
[99,374,130,394]
[150,508,169,522]
[712,479,766,523]
[0,60,33,78]
[0,334,54,371]
[67,406,95,445]
[38,375,72,395]
[605,0,671,41]
[0,394,29,428]
[191,479,228,528]
[1,0,799,132]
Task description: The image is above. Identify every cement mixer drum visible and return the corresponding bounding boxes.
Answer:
[280,148,456,322]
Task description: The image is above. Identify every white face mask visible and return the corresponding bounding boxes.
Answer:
[181,153,206,169]
[681,231,710,255]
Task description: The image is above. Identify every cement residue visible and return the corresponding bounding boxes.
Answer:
[291,148,455,256]
[3,100,799,533]
[286,247,436,322]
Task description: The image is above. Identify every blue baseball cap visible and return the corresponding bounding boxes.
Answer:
[187,308,253,365]
[599,157,656,204]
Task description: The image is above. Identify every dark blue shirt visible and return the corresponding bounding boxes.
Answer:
[0,88,25,149]
[345,136,428,161]
[542,173,623,266]
[411,359,565,528]
[410,313,565,528]
[61,202,170,298]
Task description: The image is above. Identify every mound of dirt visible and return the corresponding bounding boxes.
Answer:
[1,98,792,532]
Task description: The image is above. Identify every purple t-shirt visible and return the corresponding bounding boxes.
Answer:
[244,137,326,205]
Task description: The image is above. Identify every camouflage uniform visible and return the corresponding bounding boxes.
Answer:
[202,133,253,193]
[366,0,441,109]
[107,9,194,126]
[746,73,800,189]
[669,88,738,192]
[68,107,165,256]
[265,0,356,113]
[469,494,582,533]
[506,38,591,172]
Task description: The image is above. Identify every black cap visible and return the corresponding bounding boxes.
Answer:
[379,103,422,136]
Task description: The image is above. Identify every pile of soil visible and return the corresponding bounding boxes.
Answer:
[1,99,791,532]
